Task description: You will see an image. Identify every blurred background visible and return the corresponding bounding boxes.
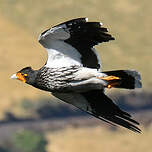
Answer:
[0,0,152,152]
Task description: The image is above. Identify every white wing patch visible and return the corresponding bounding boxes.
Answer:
[39,25,82,68]
[45,40,82,68]
[38,18,114,69]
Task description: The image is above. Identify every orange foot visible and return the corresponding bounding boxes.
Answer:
[97,75,120,81]
[97,76,120,89]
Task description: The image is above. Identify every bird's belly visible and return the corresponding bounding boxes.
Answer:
[65,78,107,93]
[33,79,69,92]
[33,77,106,93]
[34,66,107,93]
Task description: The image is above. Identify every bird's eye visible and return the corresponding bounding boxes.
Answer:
[24,74,28,77]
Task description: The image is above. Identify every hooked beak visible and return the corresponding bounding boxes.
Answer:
[10,74,17,79]
[10,73,26,83]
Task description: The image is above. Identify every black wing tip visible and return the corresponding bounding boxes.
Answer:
[107,115,142,133]
[109,36,115,40]
[94,113,142,133]
[105,36,115,42]
[66,17,88,22]
[42,17,88,36]
[121,114,140,125]
[129,124,142,133]
[40,17,115,42]
[82,90,142,133]
[53,17,87,28]
[133,128,142,133]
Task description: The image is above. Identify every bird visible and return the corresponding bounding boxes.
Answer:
[11,18,142,133]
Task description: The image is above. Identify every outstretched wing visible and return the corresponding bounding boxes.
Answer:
[53,90,141,133]
[38,18,114,70]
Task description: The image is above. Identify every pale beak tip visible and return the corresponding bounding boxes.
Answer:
[10,74,17,79]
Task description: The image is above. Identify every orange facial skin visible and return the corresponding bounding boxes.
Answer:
[16,72,27,83]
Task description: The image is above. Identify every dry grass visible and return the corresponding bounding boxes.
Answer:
[0,15,49,117]
[46,126,152,152]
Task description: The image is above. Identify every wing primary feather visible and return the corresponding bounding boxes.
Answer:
[64,20,114,69]
[90,112,141,133]
[53,17,87,28]
[81,90,141,133]
[38,18,115,69]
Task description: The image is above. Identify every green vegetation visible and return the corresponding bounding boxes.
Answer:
[0,130,47,152]
[12,130,47,152]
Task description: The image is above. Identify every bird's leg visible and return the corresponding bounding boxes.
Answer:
[98,76,120,81]
[97,76,120,89]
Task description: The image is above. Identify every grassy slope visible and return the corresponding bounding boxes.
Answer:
[0,15,48,117]
[46,126,152,152]
[0,0,151,117]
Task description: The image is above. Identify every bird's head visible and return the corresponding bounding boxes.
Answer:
[11,67,37,85]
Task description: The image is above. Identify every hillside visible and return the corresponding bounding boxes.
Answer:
[46,126,152,152]
[0,15,49,117]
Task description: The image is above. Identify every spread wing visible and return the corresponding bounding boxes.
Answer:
[53,90,141,133]
[38,18,114,70]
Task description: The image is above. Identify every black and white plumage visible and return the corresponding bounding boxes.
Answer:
[38,18,114,70]
[11,18,142,133]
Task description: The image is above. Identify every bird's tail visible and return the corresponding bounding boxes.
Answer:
[98,70,142,89]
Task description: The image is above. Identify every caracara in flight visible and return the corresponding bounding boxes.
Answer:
[11,18,142,133]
